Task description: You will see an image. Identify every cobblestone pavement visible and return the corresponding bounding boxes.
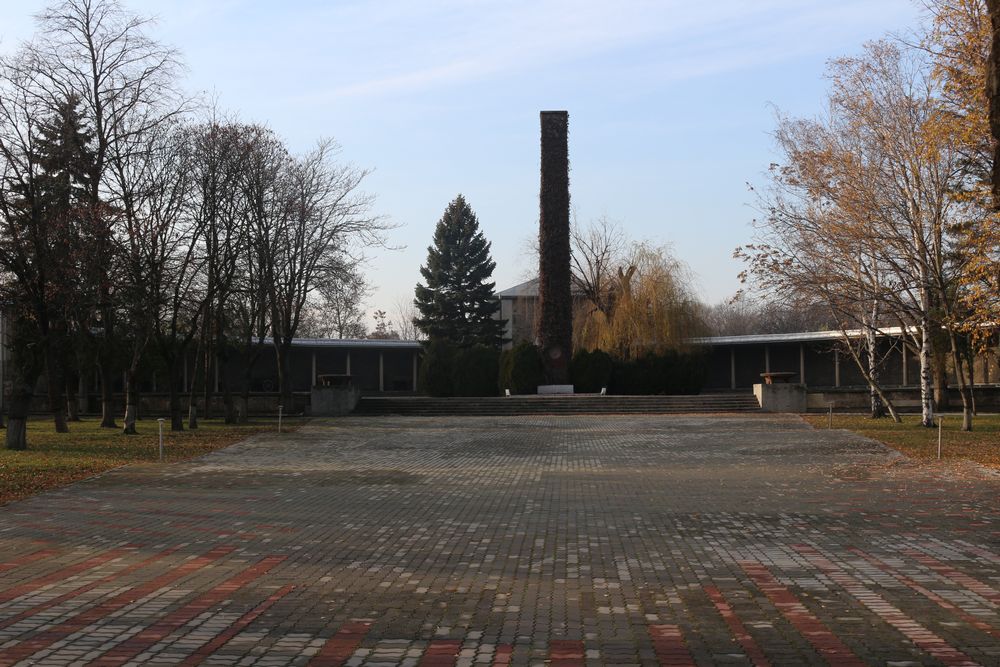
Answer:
[0,414,998,666]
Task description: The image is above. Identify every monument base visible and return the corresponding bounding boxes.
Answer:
[537,384,574,395]
[310,385,361,416]
[753,383,806,413]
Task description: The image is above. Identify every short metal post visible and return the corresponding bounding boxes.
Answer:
[828,403,834,429]
[937,417,943,460]
[278,405,283,434]
[157,418,165,462]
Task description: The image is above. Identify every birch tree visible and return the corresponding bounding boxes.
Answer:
[741,42,969,427]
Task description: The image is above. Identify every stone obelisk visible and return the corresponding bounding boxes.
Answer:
[536,111,572,386]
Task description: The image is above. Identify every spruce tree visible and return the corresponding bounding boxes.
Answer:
[414,195,506,346]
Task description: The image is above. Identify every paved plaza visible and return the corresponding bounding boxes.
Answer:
[0,414,997,666]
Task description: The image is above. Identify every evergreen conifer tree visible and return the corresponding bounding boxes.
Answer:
[414,195,506,346]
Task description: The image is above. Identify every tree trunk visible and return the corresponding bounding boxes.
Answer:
[201,342,214,421]
[840,331,900,423]
[6,388,31,451]
[98,360,117,428]
[65,368,80,422]
[187,338,203,430]
[122,368,138,435]
[932,351,949,410]
[919,313,935,428]
[220,353,235,424]
[864,328,886,419]
[240,383,251,424]
[947,330,974,432]
[275,340,293,410]
[240,343,262,424]
[169,359,184,432]
[44,344,69,433]
[6,350,37,450]
[216,314,235,424]
[986,0,1000,199]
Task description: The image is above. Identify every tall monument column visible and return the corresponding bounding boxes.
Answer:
[537,110,572,385]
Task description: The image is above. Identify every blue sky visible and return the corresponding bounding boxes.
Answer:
[1,0,921,320]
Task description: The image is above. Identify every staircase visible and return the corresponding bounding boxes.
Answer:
[353,393,760,417]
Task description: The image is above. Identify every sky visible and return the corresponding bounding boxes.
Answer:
[0,0,923,324]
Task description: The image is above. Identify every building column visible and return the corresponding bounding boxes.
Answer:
[346,352,351,377]
[311,350,317,387]
[901,343,908,386]
[799,344,805,385]
[834,349,841,388]
[729,347,736,390]
[378,352,384,392]
[412,353,419,392]
[764,345,771,374]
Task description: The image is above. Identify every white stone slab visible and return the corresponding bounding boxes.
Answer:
[537,384,575,395]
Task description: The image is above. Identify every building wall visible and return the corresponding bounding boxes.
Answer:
[705,337,997,392]
[16,342,422,416]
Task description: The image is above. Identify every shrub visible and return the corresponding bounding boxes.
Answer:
[570,349,613,393]
[452,345,500,397]
[499,342,545,395]
[420,339,456,397]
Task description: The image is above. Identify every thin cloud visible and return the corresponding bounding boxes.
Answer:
[285,0,914,102]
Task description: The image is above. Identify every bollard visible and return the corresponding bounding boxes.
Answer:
[937,417,943,460]
[157,418,165,462]
[278,405,283,434]
[828,403,834,429]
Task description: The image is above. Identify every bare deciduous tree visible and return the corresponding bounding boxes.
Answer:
[257,139,388,401]
[571,216,628,319]
[33,0,185,428]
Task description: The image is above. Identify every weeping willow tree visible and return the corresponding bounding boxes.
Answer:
[574,242,704,359]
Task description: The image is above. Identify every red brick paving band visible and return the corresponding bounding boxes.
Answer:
[794,544,981,667]
[85,555,286,666]
[0,545,235,666]
[0,548,60,575]
[849,548,1000,640]
[0,546,132,606]
[0,544,180,633]
[418,639,462,666]
[547,639,585,666]
[903,548,1000,605]
[647,624,696,666]
[738,560,868,666]
[491,643,513,666]
[179,582,295,666]
[703,585,771,667]
[308,621,374,667]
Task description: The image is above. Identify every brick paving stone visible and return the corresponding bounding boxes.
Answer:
[0,414,997,665]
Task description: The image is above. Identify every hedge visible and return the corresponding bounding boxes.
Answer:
[607,348,708,395]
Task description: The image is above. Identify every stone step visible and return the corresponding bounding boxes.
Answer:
[353,394,760,416]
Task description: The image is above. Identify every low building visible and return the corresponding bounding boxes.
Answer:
[497,277,588,349]
[1,336,424,417]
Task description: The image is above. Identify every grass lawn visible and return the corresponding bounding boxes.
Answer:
[803,412,1000,470]
[0,417,291,506]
